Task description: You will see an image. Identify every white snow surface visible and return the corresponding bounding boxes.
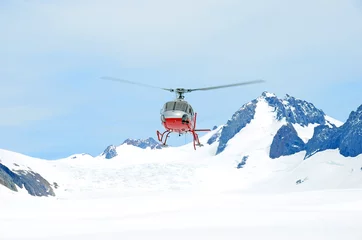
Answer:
[292,123,318,143]
[325,115,344,127]
[1,102,362,240]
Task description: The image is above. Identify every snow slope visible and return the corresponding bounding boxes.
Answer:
[1,187,362,240]
[1,124,362,240]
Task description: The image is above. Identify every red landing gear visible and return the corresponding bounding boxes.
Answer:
[156,130,172,147]
[156,113,211,150]
[192,112,211,150]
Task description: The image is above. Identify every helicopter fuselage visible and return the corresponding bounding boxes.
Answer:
[160,100,194,134]
[157,99,209,149]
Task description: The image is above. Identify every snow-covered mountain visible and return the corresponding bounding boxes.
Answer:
[121,137,163,150]
[1,91,362,240]
[208,91,342,156]
[0,150,58,197]
[100,137,162,159]
[101,145,118,159]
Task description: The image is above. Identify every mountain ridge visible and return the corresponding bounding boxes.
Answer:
[208,91,343,157]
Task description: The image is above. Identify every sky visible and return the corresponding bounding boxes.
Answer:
[1,0,362,159]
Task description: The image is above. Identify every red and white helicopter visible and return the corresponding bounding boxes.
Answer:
[102,77,264,150]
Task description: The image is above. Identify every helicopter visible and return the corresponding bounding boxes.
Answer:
[101,76,265,150]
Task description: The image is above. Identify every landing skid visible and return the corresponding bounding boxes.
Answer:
[192,112,210,150]
[156,130,171,147]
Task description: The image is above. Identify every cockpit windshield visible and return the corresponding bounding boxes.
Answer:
[163,101,191,113]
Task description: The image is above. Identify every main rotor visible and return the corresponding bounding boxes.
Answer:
[170,88,192,100]
[101,76,265,100]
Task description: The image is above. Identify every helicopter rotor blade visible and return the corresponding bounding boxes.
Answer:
[188,79,265,92]
[101,76,173,92]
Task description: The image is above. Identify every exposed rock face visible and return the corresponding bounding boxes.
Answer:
[0,163,55,197]
[270,124,305,159]
[263,93,326,126]
[237,155,249,169]
[304,125,341,159]
[215,100,257,154]
[101,145,118,159]
[207,127,222,145]
[0,163,19,191]
[101,138,162,159]
[304,104,362,159]
[15,170,55,197]
[122,137,162,150]
[339,105,362,157]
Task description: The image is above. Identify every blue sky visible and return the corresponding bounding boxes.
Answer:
[1,0,362,159]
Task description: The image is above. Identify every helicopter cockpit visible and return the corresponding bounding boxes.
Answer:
[161,101,194,115]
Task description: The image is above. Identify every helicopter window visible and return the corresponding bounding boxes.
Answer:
[164,101,189,111]
[165,102,175,111]
[189,107,194,115]
[174,102,188,111]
